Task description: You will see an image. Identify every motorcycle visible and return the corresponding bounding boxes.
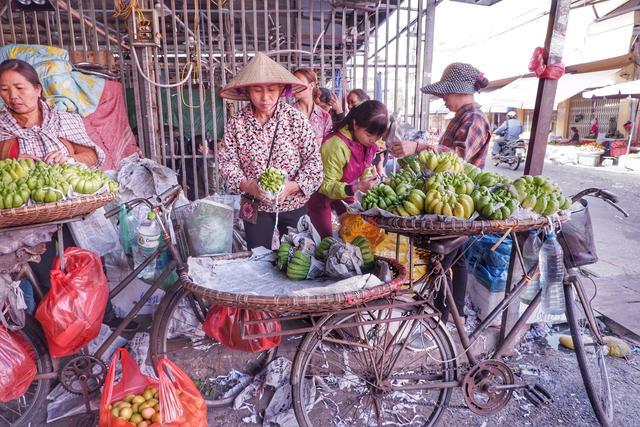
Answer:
[492,137,527,171]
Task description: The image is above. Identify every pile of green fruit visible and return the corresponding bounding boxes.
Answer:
[258,167,286,195]
[360,150,571,221]
[107,386,161,426]
[471,186,519,220]
[513,175,572,215]
[277,235,375,281]
[0,159,118,210]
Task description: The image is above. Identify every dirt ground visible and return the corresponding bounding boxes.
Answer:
[41,324,640,427]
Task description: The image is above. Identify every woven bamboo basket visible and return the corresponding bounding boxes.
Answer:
[363,211,568,237]
[0,192,117,229]
[180,252,408,312]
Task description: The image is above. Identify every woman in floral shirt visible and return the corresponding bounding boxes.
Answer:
[292,68,332,146]
[219,53,323,249]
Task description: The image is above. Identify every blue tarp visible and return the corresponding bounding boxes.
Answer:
[465,235,512,292]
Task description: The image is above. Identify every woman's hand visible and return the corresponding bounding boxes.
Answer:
[328,94,343,114]
[240,179,269,203]
[17,153,38,161]
[389,140,423,158]
[43,150,70,165]
[353,176,379,194]
[277,181,301,204]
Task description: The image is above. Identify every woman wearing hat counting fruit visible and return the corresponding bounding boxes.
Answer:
[390,62,491,168]
[219,53,323,249]
[308,100,389,238]
[390,62,491,324]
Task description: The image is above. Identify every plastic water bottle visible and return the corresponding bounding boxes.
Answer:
[134,211,161,281]
[539,233,565,315]
[520,230,542,304]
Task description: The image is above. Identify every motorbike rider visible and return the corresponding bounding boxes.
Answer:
[492,110,523,157]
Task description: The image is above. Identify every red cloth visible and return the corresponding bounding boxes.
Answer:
[82,80,138,170]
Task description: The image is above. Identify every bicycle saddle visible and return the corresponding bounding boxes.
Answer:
[418,235,468,255]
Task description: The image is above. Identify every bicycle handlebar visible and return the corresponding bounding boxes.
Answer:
[104,184,183,219]
[570,187,629,218]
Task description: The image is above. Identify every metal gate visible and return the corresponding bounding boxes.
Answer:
[0,0,434,199]
[569,95,621,139]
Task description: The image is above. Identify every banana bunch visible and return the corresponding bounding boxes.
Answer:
[512,175,571,216]
[418,151,464,173]
[398,155,422,175]
[391,188,426,217]
[471,185,519,220]
[385,169,421,194]
[463,162,482,182]
[314,237,336,260]
[361,184,399,211]
[472,171,511,187]
[258,167,286,194]
[424,189,474,219]
[351,236,375,268]
[286,250,312,280]
[426,172,475,195]
[276,243,292,271]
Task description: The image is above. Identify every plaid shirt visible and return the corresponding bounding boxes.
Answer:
[437,103,490,168]
[0,101,104,166]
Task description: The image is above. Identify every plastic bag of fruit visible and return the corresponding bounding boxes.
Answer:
[99,348,207,427]
[156,358,207,426]
[258,167,288,201]
[0,326,37,402]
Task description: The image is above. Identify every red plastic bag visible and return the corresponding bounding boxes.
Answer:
[0,326,37,402]
[99,349,207,427]
[35,247,109,358]
[528,47,565,80]
[202,306,281,352]
[99,348,157,427]
[157,359,207,426]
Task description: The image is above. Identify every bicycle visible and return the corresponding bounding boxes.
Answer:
[286,187,627,426]
[0,185,276,425]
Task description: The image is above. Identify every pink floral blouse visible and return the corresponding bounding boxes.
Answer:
[219,101,323,213]
[294,101,333,145]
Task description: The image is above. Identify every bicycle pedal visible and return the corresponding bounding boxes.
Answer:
[523,384,553,407]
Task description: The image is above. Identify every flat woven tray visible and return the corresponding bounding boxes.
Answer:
[0,192,117,229]
[180,252,408,312]
[363,211,569,237]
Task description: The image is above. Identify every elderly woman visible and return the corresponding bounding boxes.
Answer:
[219,53,323,249]
[346,89,370,110]
[292,68,332,146]
[0,59,104,167]
[390,62,490,324]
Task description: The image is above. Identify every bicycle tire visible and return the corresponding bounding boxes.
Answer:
[291,304,456,426]
[564,282,614,426]
[149,286,276,408]
[0,316,53,427]
[510,156,521,171]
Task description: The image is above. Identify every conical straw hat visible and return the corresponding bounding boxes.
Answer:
[220,52,307,101]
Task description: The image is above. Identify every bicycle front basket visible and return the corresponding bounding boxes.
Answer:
[558,199,598,268]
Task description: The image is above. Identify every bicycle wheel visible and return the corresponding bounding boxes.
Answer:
[564,280,613,426]
[0,316,53,426]
[291,301,456,426]
[149,286,276,407]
